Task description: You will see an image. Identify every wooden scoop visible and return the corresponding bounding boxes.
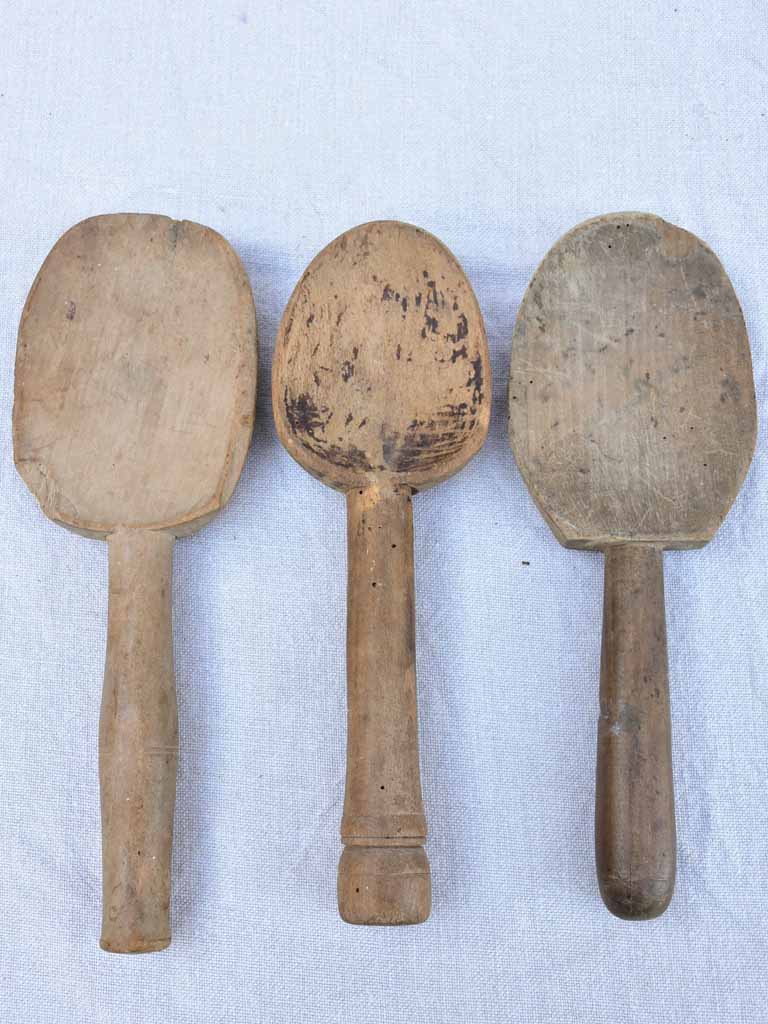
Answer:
[509,212,756,919]
[273,221,490,924]
[13,214,257,951]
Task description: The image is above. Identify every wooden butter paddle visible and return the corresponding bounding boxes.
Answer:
[273,221,490,924]
[13,214,257,951]
[509,212,756,918]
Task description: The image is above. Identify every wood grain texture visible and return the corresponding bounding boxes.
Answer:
[509,212,756,919]
[339,484,430,924]
[14,213,256,537]
[273,221,490,924]
[100,530,176,952]
[13,213,257,951]
[509,212,755,550]
[596,545,675,920]
[273,220,489,493]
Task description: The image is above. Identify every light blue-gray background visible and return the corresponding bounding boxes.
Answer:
[1,2,766,1021]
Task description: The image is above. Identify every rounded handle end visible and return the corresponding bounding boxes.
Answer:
[338,846,431,925]
[598,870,674,921]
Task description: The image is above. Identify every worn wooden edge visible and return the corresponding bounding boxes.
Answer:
[508,210,758,551]
[272,219,492,494]
[12,213,258,540]
[338,847,431,926]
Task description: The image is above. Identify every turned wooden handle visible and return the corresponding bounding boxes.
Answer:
[99,530,178,953]
[595,544,676,919]
[338,485,431,925]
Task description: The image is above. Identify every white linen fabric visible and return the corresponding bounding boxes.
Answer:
[0,2,766,1021]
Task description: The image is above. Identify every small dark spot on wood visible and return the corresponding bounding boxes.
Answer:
[306,313,314,326]
[65,300,76,320]
[341,361,354,381]
[720,375,740,404]
[345,413,353,426]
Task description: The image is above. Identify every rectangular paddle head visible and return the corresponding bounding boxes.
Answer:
[509,213,756,549]
[14,214,257,538]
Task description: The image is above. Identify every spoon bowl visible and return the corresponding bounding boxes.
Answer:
[275,220,489,493]
[14,213,257,950]
[274,220,490,924]
[509,212,756,919]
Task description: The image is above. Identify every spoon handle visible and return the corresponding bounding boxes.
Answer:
[338,484,431,924]
[98,530,177,952]
[595,543,676,919]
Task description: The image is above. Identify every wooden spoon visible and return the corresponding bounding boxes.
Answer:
[509,212,756,919]
[273,220,490,924]
[13,214,257,951]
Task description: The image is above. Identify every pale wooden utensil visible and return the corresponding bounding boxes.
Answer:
[509,212,756,919]
[13,213,257,952]
[273,220,490,924]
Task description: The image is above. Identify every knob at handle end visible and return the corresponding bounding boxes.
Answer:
[338,847,431,925]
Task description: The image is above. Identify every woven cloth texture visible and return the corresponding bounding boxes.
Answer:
[0,2,766,1021]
